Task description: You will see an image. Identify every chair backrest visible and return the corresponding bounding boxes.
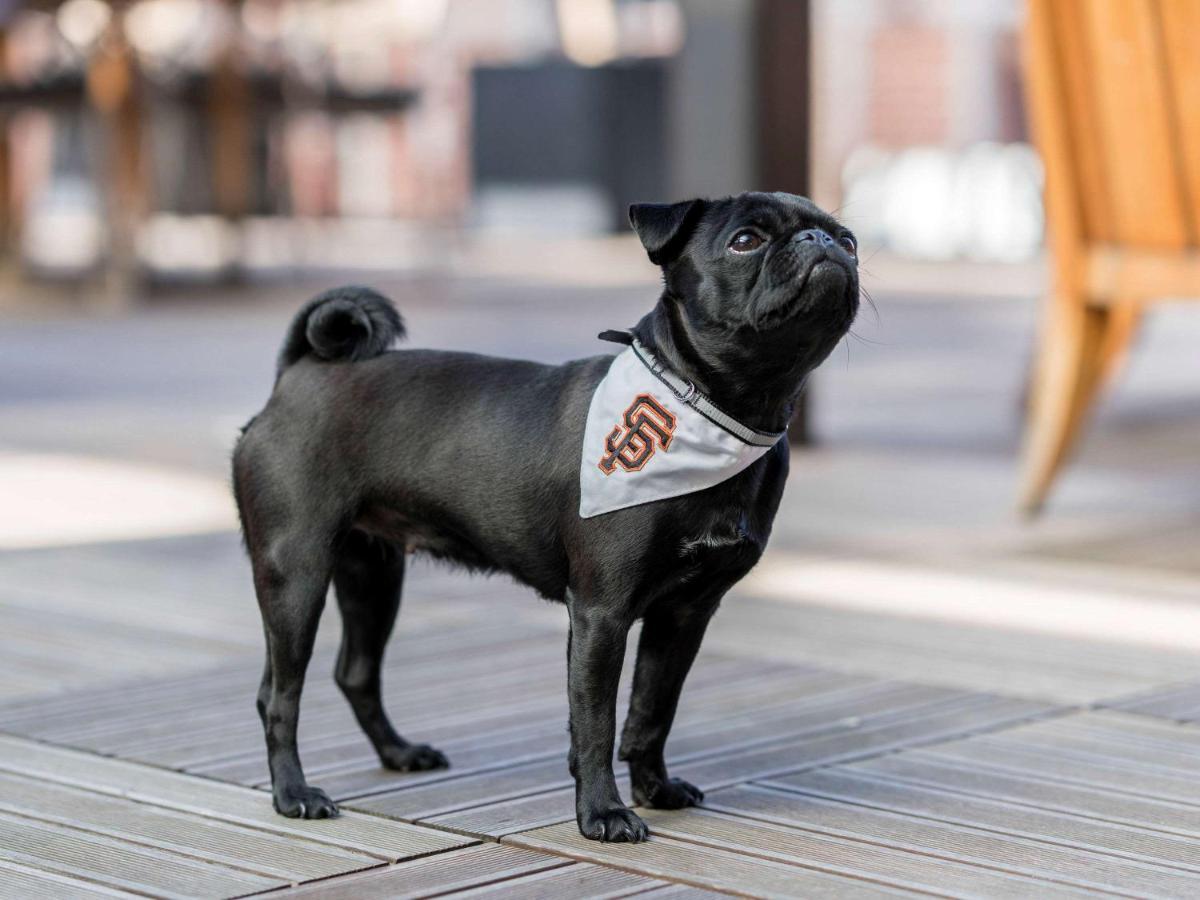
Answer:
[1027,0,1200,252]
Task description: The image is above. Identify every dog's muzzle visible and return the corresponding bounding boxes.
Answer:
[792,227,837,249]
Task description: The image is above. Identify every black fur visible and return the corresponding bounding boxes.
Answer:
[276,285,405,375]
[233,192,858,839]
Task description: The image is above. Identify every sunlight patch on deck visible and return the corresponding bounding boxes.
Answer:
[0,453,236,549]
[747,553,1200,651]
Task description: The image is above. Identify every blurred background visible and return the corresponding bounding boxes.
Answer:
[0,0,1042,285]
[1,0,1198,703]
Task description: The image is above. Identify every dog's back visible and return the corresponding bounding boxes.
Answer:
[234,287,609,600]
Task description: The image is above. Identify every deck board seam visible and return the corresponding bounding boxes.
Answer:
[234,848,577,899]
[0,737,475,863]
[0,855,157,899]
[720,781,1200,885]
[0,801,364,884]
[633,818,1104,900]
[729,777,1200,878]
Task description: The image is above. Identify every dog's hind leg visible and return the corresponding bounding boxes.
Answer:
[255,630,272,728]
[252,533,338,819]
[333,529,449,772]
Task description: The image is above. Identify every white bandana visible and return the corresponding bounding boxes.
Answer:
[579,339,785,518]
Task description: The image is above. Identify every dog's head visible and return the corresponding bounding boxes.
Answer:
[630,192,859,385]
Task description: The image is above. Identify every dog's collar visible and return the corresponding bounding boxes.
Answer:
[597,330,784,448]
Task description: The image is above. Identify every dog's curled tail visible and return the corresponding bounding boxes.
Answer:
[277,286,405,376]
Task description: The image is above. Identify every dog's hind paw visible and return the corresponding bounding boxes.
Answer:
[578,806,649,843]
[380,742,450,772]
[633,776,704,810]
[273,785,339,819]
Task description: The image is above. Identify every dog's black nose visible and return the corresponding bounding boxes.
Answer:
[793,228,836,247]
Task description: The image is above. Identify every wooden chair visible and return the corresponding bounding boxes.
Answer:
[1020,0,1200,514]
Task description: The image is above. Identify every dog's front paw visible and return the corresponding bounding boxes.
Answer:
[273,784,339,819]
[633,776,704,810]
[577,805,649,843]
[379,742,449,772]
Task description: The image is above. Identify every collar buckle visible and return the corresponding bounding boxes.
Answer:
[635,337,696,404]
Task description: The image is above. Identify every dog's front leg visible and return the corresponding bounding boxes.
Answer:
[619,595,719,809]
[566,593,647,842]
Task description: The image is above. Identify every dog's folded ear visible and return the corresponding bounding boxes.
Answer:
[629,200,705,265]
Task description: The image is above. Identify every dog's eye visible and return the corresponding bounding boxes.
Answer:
[728,230,765,253]
[838,234,858,258]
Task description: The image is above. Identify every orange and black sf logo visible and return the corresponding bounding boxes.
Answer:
[599,393,677,475]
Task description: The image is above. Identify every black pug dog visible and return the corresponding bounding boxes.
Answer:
[233,191,858,842]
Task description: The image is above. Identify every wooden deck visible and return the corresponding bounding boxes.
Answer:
[4,541,1200,898]
[3,286,1200,898]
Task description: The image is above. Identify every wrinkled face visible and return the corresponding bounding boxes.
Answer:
[631,192,859,367]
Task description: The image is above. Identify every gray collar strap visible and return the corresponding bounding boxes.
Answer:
[598,330,785,448]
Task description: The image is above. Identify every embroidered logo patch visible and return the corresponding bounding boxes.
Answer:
[598,393,676,475]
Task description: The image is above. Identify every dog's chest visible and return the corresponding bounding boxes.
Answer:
[677,517,765,580]
[669,451,781,583]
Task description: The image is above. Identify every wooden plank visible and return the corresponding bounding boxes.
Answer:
[126,653,783,772]
[1059,707,1200,742]
[0,771,377,883]
[713,780,1200,898]
[639,806,1091,899]
[671,695,1052,788]
[433,861,667,899]
[294,666,861,793]
[0,812,279,898]
[0,571,258,654]
[165,653,800,793]
[195,700,572,789]
[982,723,1200,777]
[915,739,1200,806]
[835,756,1200,872]
[159,691,561,774]
[215,664,856,793]
[15,661,568,785]
[0,735,468,863]
[266,844,568,899]
[709,593,1200,704]
[11,629,562,744]
[353,756,571,820]
[0,662,258,732]
[1104,681,1200,722]
[0,604,249,700]
[411,695,1049,838]
[507,821,906,899]
[317,718,574,802]
[0,859,138,899]
[1033,710,1200,754]
[349,685,983,820]
[424,784,582,838]
[7,630,805,789]
[0,619,555,735]
[663,682,960,763]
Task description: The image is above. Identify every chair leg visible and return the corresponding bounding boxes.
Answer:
[1096,297,1142,389]
[1018,294,1137,516]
